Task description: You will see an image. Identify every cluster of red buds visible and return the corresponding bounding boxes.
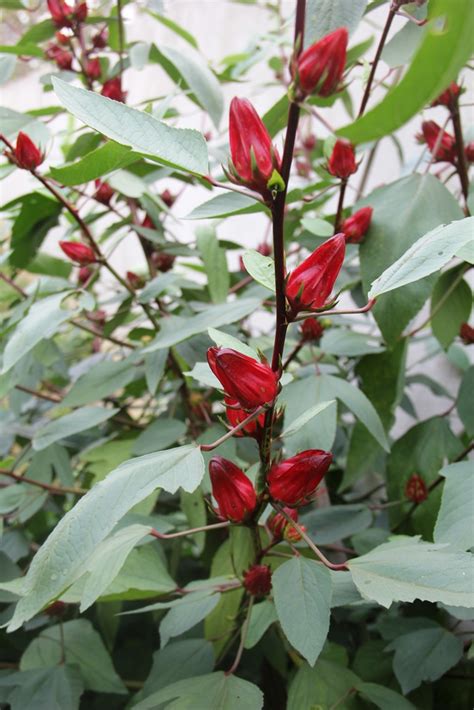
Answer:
[418,82,473,165]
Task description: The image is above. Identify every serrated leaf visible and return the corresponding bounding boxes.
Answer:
[434,461,474,550]
[62,356,138,407]
[6,445,204,630]
[52,78,208,176]
[0,666,84,710]
[32,406,118,451]
[273,557,332,666]
[242,250,275,292]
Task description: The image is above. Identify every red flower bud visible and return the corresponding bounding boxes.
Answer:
[55,30,70,44]
[44,600,67,617]
[296,28,348,97]
[405,473,428,503]
[59,240,97,265]
[225,397,265,438]
[160,189,176,207]
[15,132,43,170]
[87,308,106,327]
[228,97,281,195]
[267,449,332,506]
[296,158,311,177]
[55,49,73,70]
[328,139,357,179]
[286,233,345,313]
[209,456,257,522]
[142,214,155,229]
[126,271,145,289]
[268,507,300,540]
[207,347,279,409]
[73,1,87,22]
[151,251,176,273]
[465,142,474,163]
[77,265,92,285]
[341,206,373,244]
[302,134,317,151]
[243,565,272,596]
[92,28,108,49]
[431,82,461,108]
[460,322,474,345]
[85,57,101,80]
[94,179,114,205]
[300,317,324,342]
[257,242,272,256]
[47,0,74,27]
[101,78,126,103]
[420,121,456,163]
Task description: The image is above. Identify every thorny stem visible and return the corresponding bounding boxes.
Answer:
[225,596,254,676]
[273,504,348,570]
[358,5,396,117]
[450,96,471,214]
[0,467,86,496]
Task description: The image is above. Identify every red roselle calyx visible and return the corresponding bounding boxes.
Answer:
[404,474,428,503]
[151,251,175,273]
[85,58,101,80]
[228,97,282,197]
[59,241,97,265]
[419,121,456,163]
[126,271,145,289]
[268,507,304,542]
[209,456,257,523]
[286,233,345,314]
[328,139,357,179]
[431,82,461,108]
[47,0,74,27]
[207,347,279,409]
[94,179,114,205]
[243,565,272,596]
[160,189,176,207]
[465,142,474,163]
[77,266,92,285]
[460,322,474,344]
[267,449,332,506]
[225,397,266,438]
[92,28,108,48]
[296,27,348,98]
[101,78,126,103]
[300,317,324,342]
[14,132,44,170]
[341,206,373,244]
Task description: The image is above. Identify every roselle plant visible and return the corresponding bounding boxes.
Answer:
[0,0,473,708]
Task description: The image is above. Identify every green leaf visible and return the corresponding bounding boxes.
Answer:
[8,192,62,268]
[282,400,336,438]
[160,593,221,647]
[145,348,168,395]
[49,141,137,186]
[62,356,139,407]
[356,681,417,710]
[273,557,332,666]
[1,291,79,374]
[430,267,472,350]
[52,78,208,176]
[133,672,263,710]
[369,216,473,299]
[305,0,368,45]
[20,618,127,694]
[197,226,230,303]
[300,216,334,237]
[6,445,204,630]
[279,376,338,454]
[242,250,275,292]
[348,536,474,608]
[0,106,49,145]
[185,191,261,219]
[154,45,223,128]
[300,504,372,545]
[382,18,426,68]
[434,461,474,550]
[320,329,385,357]
[208,327,258,359]
[142,298,261,352]
[386,625,464,694]
[361,174,463,343]
[147,11,199,48]
[0,667,84,710]
[244,600,278,649]
[288,659,359,710]
[457,366,474,437]
[132,417,187,455]
[339,0,474,143]
[32,406,118,451]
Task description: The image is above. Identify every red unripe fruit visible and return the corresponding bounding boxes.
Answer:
[73,1,87,22]
[297,28,348,97]
[59,241,97,265]
[243,565,272,597]
[15,132,44,170]
[420,121,456,163]
[47,0,74,27]
[302,134,317,151]
[268,507,299,540]
[286,233,345,313]
[160,189,176,207]
[55,49,73,70]
[207,347,279,409]
[460,322,474,345]
[465,142,474,163]
[228,97,281,195]
[92,28,108,49]
[141,214,155,229]
[225,397,265,439]
[257,242,272,256]
[77,266,92,285]
[209,456,257,523]
[341,206,373,244]
[328,139,357,179]
[101,77,126,103]
[55,30,70,44]
[85,57,101,80]
[94,179,114,205]
[300,317,324,342]
[126,271,145,289]
[267,449,332,506]
[431,82,461,108]
[405,473,428,503]
[151,251,176,273]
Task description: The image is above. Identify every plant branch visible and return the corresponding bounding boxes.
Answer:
[334,178,347,233]
[450,95,471,213]
[294,299,376,321]
[200,406,266,451]
[225,596,254,676]
[150,520,230,540]
[358,5,396,117]
[0,467,86,496]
